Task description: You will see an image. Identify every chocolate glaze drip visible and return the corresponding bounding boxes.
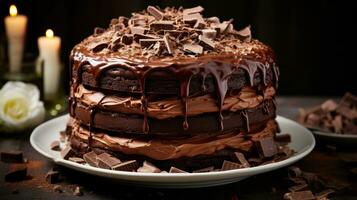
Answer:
[86,96,106,149]
[241,110,250,132]
[70,45,277,134]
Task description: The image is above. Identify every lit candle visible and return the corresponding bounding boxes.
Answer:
[38,29,61,101]
[4,5,28,73]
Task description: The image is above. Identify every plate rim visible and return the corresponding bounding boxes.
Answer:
[30,114,315,181]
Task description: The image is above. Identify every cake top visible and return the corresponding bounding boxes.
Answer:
[78,6,271,60]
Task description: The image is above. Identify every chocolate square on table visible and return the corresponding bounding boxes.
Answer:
[1,150,24,163]
[97,153,122,169]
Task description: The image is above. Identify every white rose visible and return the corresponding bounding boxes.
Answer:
[0,81,45,131]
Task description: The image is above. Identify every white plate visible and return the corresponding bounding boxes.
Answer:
[30,115,315,188]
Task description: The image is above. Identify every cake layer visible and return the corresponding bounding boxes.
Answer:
[79,59,276,95]
[72,99,276,136]
[69,119,278,160]
[73,84,275,119]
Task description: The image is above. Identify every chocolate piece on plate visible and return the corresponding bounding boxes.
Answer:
[255,137,278,158]
[169,166,188,173]
[69,157,86,164]
[112,160,139,171]
[83,151,98,167]
[137,161,161,173]
[193,166,214,173]
[221,160,241,171]
[97,153,122,169]
[60,146,75,160]
[50,141,61,151]
[234,152,250,168]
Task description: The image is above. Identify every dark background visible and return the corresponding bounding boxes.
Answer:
[0,0,356,96]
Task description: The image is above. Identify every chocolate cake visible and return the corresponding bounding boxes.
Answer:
[64,6,290,172]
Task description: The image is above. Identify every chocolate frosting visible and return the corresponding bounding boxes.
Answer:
[70,119,277,160]
[75,84,275,119]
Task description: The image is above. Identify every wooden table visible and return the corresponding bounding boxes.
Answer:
[1,97,356,200]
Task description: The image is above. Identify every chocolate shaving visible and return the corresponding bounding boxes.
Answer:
[183,6,204,15]
[163,35,174,54]
[97,153,122,169]
[183,13,204,26]
[169,166,188,173]
[1,151,24,163]
[121,34,133,45]
[198,35,215,50]
[140,38,162,49]
[91,42,108,53]
[111,160,138,171]
[133,34,157,43]
[150,21,174,31]
[130,26,148,35]
[147,6,164,20]
[201,29,217,39]
[217,19,233,34]
[236,25,252,42]
[118,16,129,26]
[183,44,203,55]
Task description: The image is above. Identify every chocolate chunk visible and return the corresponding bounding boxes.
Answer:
[50,141,61,151]
[153,41,164,55]
[94,27,105,35]
[91,42,108,53]
[183,6,204,15]
[163,35,174,54]
[60,146,74,160]
[169,166,188,173]
[255,137,277,158]
[147,6,164,20]
[193,166,214,173]
[283,190,315,200]
[236,25,252,42]
[73,186,83,196]
[315,189,334,199]
[221,160,241,171]
[140,38,162,49]
[234,152,250,168]
[248,157,263,165]
[288,183,308,192]
[1,151,24,163]
[201,29,217,39]
[339,92,357,108]
[5,165,27,182]
[206,17,220,24]
[114,23,125,32]
[53,185,63,193]
[137,161,161,173]
[45,170,60,184]
[198,35,215,50]
[68,157,86,164]
[121,34,133,45]
[97,153,122,169]
[83,151,98,167]
[112,160,139,171]
[130,26,148,35]
[183,13,204,26]
[150,21,174,31]
[332,115,343,133]
[183,44,203,55]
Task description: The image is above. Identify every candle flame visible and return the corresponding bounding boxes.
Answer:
[46,29,54,38]
[9,5,18,17]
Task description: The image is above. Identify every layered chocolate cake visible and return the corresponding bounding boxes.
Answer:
[63,6,291,172]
